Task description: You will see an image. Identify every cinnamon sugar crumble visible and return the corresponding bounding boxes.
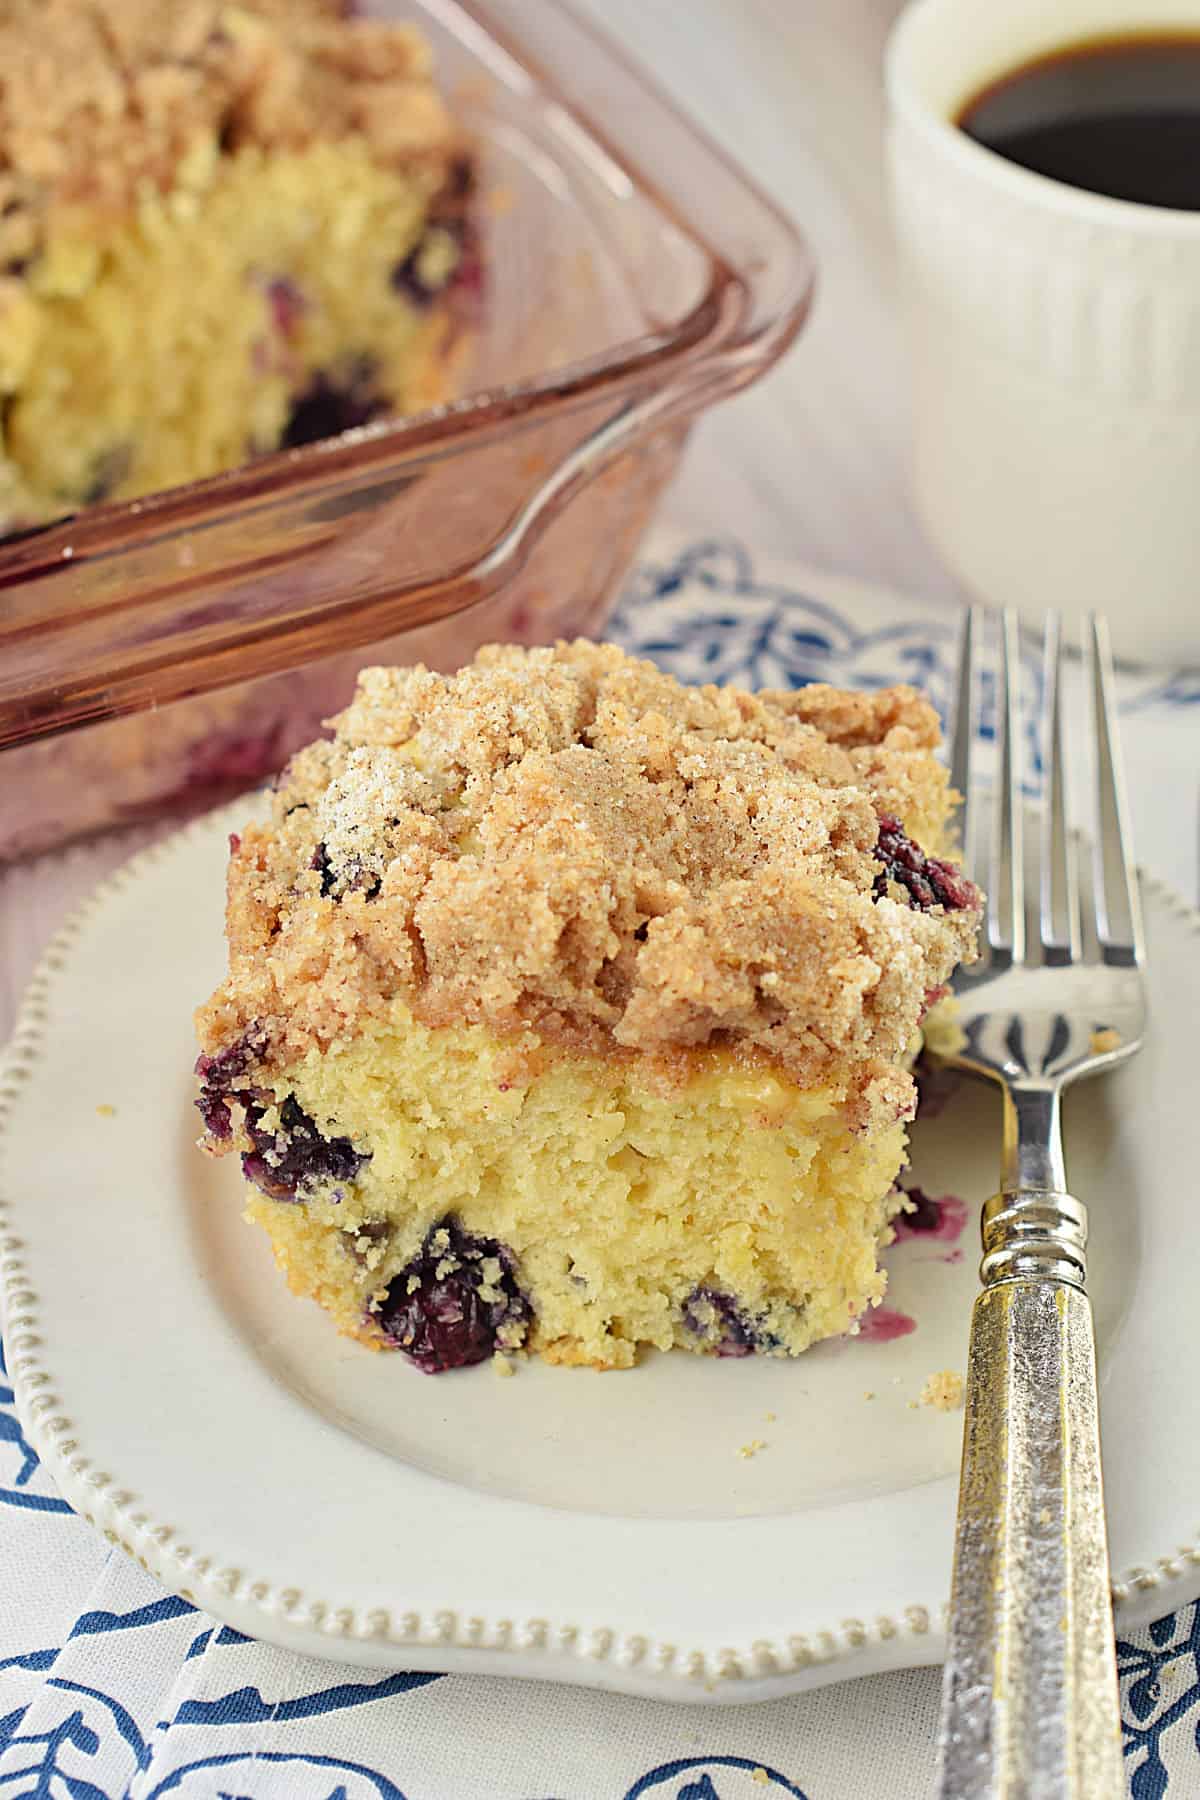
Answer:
[0,0,458,267]
[197,642,980,1125]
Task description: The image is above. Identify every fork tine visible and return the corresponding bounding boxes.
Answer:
[1087,613,1144,967]
[1039,613,1080,965]
[988,609,1025,966]
[949,606,982,879]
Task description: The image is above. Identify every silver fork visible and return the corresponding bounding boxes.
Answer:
[934,610,1145,1799]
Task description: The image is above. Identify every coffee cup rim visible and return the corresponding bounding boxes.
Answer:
[885,0,1200,237]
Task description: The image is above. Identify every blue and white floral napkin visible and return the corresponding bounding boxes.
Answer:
[2,535,1198,1800]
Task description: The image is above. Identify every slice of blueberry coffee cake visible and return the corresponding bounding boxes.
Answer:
[195,642,981,1372]
[0,0,479,532]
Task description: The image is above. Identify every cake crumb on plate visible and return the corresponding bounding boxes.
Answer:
[738,1439,767,1460]
[95,1104,116,1118]
[919,1369,964,1411]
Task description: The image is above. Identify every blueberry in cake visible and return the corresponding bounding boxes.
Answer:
[0,0,479,532]
[195,643,981,1371]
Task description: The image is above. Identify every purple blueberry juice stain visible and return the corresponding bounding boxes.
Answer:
[376,1218,531,1373]
[896,1184,941,1232]
[871,815,980,912]
[934,1196,969,1241]
[848,1188,969,1348]
[856,1305,917,1343]
[891,1186,969,1246]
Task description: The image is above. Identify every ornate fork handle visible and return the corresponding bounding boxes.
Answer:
[937,1181,1125,1799]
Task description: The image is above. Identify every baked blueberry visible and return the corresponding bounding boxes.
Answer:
[194,1024,268,1141]
[376,1218,531,1372]
[682,1287,759,1358]
[281,359,384,449]
[241,1095,369,1201]
[872,814,980,912]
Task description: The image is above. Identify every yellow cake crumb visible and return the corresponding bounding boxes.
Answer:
[752,1773,770,1789]
[95,1103,116,1118]
[738,1439,767,1460]
[492,1353,515,1379]
[1090,1027,1121,1055]
[919,1369,965,1412]
[920,994,966,1059]
[862,1389,875,1401]
[764,1411,777,1423]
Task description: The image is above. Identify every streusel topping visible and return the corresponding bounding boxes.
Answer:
[0,0,459,269]
[198,642,980,1124]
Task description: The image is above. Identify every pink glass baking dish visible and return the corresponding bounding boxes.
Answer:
[0,0,814,859]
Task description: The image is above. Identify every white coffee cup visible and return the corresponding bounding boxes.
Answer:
[887,0,1200,665]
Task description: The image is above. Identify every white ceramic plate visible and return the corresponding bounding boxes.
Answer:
[1,804,1198,1703]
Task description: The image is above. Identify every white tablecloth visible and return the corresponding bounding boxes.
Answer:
[2,534,1198,1800]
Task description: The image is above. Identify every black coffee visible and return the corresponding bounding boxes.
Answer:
[957,35,1200,211]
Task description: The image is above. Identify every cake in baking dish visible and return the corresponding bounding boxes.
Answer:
[194,641,981,1371]
[0,0,478,532]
